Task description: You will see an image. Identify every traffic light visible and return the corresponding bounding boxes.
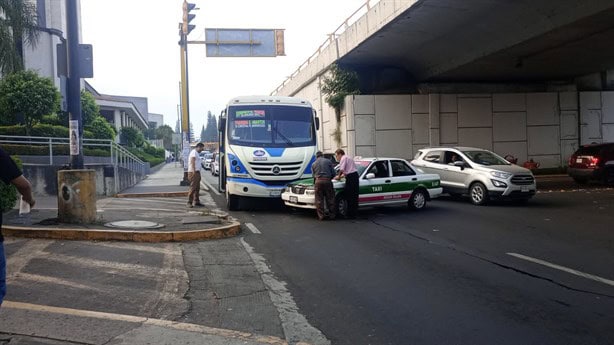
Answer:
[182,1,196,35]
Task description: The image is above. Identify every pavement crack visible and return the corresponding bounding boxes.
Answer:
[213,289,269,300]
[370,218,614,299]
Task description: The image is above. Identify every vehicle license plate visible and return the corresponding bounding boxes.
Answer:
[270,190,281,197]
[576,158,582,163]
[521,186,529,192]
[290,196,298,203]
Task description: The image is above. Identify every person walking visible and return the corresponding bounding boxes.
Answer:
[1,147,35,307]
[312,151,336,221]
[187,143,205,208]
[334,149,359,219]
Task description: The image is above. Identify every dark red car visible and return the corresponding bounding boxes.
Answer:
[568,143,614,184]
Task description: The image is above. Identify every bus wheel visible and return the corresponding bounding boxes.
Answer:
[226,190,240,211]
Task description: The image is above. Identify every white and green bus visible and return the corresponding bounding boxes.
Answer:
[218,96,320,210]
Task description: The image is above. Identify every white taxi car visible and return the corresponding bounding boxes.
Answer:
[281,157,442,217]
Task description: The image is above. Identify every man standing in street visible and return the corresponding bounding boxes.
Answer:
[312,151,336,220]
[187,143,205,208]
[334,149,359,219]
[1,148,35,307]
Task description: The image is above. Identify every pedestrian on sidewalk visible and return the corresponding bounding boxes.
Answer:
[187,143,205,208]
[0,148,35,307]
[334,149,359,219]
[312,151,336,221]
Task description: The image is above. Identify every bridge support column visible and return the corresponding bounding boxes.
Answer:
[429,94,440,147]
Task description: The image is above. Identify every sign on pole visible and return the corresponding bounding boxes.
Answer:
[204,28,285,57]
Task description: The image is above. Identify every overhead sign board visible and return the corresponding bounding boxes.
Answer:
[204,28,284,57]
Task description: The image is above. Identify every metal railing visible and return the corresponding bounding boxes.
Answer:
[0,135,147,194]
[271,0,379,95]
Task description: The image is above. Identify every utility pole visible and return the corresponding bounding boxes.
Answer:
[66,0,83,169]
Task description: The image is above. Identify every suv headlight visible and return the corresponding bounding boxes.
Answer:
[490,171,512,179]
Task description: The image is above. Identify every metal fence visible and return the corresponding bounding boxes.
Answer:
[0,135,147,194]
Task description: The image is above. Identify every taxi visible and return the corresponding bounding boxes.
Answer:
[281,157,442,216]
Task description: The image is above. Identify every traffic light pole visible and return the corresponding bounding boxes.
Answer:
[179,33,191,185]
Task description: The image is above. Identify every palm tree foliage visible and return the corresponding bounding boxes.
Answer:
[0,0,40,75]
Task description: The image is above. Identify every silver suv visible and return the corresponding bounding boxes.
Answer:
[412,147,536,205]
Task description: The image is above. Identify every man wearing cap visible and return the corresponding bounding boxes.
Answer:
[311,151,336,220]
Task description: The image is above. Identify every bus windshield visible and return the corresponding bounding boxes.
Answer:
[227,105,315,148]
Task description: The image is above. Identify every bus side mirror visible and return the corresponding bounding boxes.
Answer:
[315,117,320,130]
[218,117,226,132]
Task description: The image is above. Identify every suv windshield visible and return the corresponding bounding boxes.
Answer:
[462,150,510,166]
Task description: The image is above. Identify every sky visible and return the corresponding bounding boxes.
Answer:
[80,0,369,134]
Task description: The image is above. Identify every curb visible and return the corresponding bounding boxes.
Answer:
[2,221,241,242]
[115,191,188,198]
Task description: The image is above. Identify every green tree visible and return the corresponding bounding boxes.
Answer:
[155,124,174,150]
[80,90,100,127]
[86,116,116,140]
[0,155,21,212]
[204,111,218,142]
[120,126,145,148]
[0,70,60,135]
[321,63,360,145]
[200,124,206,142]
[0,0,39,74]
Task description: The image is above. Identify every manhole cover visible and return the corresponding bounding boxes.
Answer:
[104,220,164,229]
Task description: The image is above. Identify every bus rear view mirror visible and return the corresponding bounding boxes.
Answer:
[218,117,226,132]
[315,117,320,130]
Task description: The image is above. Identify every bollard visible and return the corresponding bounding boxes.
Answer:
[57,169,97,224]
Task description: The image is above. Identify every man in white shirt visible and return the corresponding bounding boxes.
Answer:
[187,143,205,208]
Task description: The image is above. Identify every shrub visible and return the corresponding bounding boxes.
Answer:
[85,116,115,140]
[0,155,22,212]
[120,127,144,147]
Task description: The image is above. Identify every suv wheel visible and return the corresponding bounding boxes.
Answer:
[469,182,489,206]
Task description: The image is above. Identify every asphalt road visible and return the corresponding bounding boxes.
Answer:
[202,171,614,345]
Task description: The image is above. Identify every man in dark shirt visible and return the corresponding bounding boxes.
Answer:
[311,151,336,220]
[0,148,35,307]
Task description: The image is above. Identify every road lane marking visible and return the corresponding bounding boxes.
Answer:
[245,223,261,234]
[240,238,330,345]
[507,252,614,287]
[202,178,221,196]
[2,301,288,345]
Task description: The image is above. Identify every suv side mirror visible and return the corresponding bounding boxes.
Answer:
[366,173,375,179]
[453,161,466,169]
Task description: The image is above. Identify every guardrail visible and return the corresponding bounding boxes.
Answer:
[271,0,378,95]
[0,135,147,194]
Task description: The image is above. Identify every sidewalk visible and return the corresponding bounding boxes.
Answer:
[2,163,239,241]
[0,164,302,345]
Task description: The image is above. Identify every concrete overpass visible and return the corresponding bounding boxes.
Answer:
[273,0,614,168]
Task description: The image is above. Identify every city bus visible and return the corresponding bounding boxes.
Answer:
[218,96,320,210]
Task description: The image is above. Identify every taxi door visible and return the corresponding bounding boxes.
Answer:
[358,160,392,206]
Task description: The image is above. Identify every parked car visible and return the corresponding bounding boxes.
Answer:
[568,142,614,184]
[202,153,214,170]
[281,157,442,217]
[411,147,536,205]
[211,155,220,176]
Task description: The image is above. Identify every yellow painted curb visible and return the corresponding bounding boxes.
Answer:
[2,221,241,242]
[115,191,188,198]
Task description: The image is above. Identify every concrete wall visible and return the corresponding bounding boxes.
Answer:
[339,91,614,168]
[23,164,145,197]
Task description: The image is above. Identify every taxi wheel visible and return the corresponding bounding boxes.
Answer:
[336,195,348,218]
[469,182,489,206]
[408,189,427,210]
